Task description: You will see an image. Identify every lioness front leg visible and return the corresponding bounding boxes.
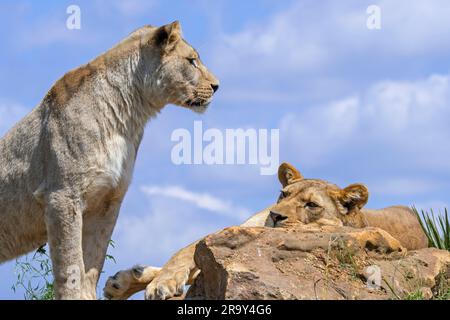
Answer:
[45,191,85,299]
[348,227,406,253]
[146,242,199,300]
[103,265,161,300]
[82,201,122,299]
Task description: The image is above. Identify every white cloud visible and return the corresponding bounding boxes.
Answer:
[363,74,450,132]
[210,2,331,77]
[376,0,450,54]
[141,185,251,220]
[213,0,450,72]
[280,72,450,170]
[280,96,360,165]
[210,0,450,101]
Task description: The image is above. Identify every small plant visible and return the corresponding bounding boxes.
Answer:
[334,242,359,279]
[12,245,55,300]
[404,290,425,300]
[105,239,117,264]
[337,246,356,266]
[12,240,117,300]
[412,206,450,251]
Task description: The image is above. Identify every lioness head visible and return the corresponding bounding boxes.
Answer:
[268,163,369,228]
[132,21,219,113]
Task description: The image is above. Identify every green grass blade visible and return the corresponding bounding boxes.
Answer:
[412,206,449,251]
[444,208,450,249]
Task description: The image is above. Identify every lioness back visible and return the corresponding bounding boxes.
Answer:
[362,206,428,250]
[0,106,49,261]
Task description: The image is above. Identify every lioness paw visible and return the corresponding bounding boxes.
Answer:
[103,265,160,300]
[145,270,189,300]
[350,227,405,254]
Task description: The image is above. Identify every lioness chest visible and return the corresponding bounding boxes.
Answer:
[85,133,137,211]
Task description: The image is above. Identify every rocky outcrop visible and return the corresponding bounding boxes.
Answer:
[186,225,450,300]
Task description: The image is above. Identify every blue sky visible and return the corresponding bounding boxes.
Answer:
[1,0,450,299]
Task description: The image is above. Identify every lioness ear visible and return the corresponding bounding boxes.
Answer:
[278,162,304,187]
[155,21,182,52]
[331,184,369,215]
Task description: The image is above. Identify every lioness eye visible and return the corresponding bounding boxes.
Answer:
[187,58,198,68]
[277,190,288,203]
[305,202,319,209]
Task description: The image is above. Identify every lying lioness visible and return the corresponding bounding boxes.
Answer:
[103,163,428,300]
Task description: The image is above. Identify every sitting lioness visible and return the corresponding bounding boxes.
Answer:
[103,162,428,300]
[0,21,219,299]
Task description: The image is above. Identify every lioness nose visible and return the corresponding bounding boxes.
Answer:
[211,84,219,93]
[270,211,288,223]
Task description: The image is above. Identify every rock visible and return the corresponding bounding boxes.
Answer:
[186,225,450,300]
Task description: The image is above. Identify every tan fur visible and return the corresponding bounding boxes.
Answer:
[0,21,218,299]
[104,162,428,300]
[362,206,429,252]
